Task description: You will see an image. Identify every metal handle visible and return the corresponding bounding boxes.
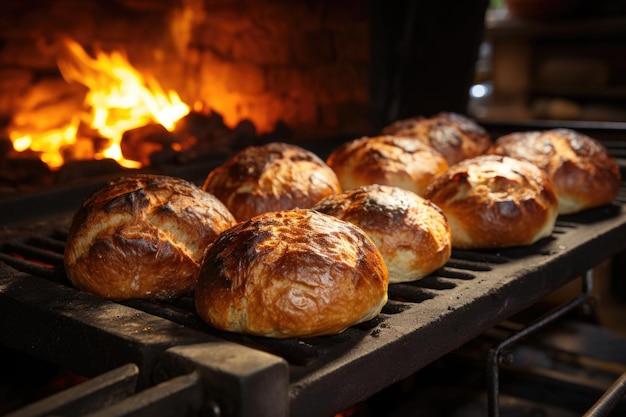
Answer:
[487,270,594,417]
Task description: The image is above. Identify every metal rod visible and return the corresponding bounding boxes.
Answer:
[583,372,626,417]
[5,363,139,417]
[84,371,203,417]
[487,270,594,417]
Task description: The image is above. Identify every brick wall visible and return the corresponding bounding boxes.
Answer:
[0,0,371,142]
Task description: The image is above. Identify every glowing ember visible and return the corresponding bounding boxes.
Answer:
[9,37,190,170]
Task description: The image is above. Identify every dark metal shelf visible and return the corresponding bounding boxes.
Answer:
[2,201,626,416]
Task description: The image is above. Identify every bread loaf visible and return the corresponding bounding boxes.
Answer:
[203,142,341,221]
[487,128,621,214]
[423,155,559,249]
[313,184,452,283]
[194,209,389,338]
[381,112,491,165]
[64,174,237,300]
[326,135,449,196]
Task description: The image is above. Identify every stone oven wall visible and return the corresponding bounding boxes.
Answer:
[0,0,371,142]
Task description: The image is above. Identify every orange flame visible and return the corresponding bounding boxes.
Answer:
[9,38,190,169]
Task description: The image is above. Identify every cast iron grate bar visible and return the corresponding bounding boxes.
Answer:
[84,371,203,417]
[0,231,67,282]
[5,363,140,417]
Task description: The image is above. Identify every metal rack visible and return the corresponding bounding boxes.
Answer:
[2,197,626,416]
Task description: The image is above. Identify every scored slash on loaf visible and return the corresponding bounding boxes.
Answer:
[381,112,492,165]
[487,128,622,214]
[203,142,342,222]
[194,209,389,338]
[314,184,452,284]
[326,135,449,197]
[423,155,560,250]
[64,174,237,300]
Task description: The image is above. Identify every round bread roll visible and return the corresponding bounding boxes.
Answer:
[326,135,449,196]
[423,155,559,249]
[202,142,341,222]
[313,184,452,283]
[194,209,389,338]
[64,174,237,300]
[487,128,621,214]
[381,112,492,165]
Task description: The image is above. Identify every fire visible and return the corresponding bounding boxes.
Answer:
[9,37,190,169]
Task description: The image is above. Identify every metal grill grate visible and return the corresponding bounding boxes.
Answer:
[2,201,626,417]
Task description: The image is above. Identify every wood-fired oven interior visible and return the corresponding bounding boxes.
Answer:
[2,1,626,417]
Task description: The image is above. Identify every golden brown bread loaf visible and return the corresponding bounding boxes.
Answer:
[64,174,237,300]
[313,184,452,283]
[202,142,341,222]
[326,135,449,196]
[194,209,389,338]
[487,128,621,214]
[381,112,492,165]
[423,155,559,249]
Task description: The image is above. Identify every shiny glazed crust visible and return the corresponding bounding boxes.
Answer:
[487,128,622,214]
[194,209,389,338]
[202,142,341,221]
[313,184,452,283]
[423,155,559,249]
[381,112,492,165]
[326,135,449,196]
[64,174,237,300]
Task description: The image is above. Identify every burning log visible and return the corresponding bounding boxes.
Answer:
[0,106,293,197]
[174,110,241,154]
[166,110,258,164]
[118,110,258,168]
[120,123,180,166]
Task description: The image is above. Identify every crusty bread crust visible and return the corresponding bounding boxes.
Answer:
[424,155,559,249]
[488,128,621,214]
[194,209,389,338]
[326,135,449,196]
[64,174,236,300]
[203,142,341,222]
[382,112,492,165]
[314,184,451,283]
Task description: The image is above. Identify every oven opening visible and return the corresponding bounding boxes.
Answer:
[0,0,486,195]
[2,1,626,417]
